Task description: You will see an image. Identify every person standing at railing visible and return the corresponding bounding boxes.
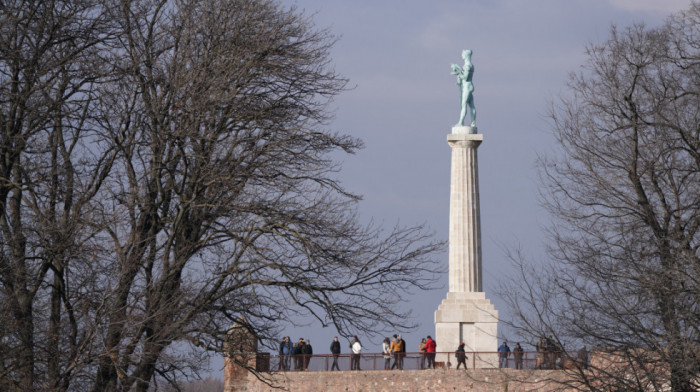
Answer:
[350,336,362,370]
[419,338,427,369]
[293,338,304,370]
[545,336,557,369]
[513,342,524,369]
[390,335,400,370]
[279,336,292,371]
[536,337,546,369]
[330,337,341,371]
[390,335,405,370]
[425,336,436,369]
[301,339,313,371]
[498,342,511,368]
[577,345,588,370]
[455,343,467,370]
[382,337,392,370]
[398,335,406,370]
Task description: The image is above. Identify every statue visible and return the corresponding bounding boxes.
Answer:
[451,49,476,127]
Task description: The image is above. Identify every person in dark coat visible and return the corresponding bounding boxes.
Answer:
[398,335,406,370]
[545,336,558,369]
[330,336,341,371]
[278,336,292,371]
[513,342,524,369]
[301,339,313,370]
[455,342,468,370]
[293,338,304,370]
[577,345,589,370]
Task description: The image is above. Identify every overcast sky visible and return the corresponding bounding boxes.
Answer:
[212,0,693,375]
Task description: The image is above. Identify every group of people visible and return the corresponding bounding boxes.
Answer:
[499,338,588,370]
[278,336,313,371]
[381,334,438,370]
[536,337,589,370]
[418,336,437,369]
[332,335,364,371]
[280,335,362,372]
[384,335,405,370]
[279,335,589,372]
[379,335,403,370]
[496,342,524,369]
[536,336,569,369]
[280,334,438,371]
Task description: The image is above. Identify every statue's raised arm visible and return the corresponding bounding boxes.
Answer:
[451,49,476,127]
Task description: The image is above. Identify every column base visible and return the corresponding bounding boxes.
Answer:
[434,292,498,368]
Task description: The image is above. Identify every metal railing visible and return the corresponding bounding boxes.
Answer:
[256,351,586,372]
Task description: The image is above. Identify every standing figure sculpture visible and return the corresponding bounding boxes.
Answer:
[451,49,476,127]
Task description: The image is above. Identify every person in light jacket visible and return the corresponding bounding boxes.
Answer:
[350,336,362,370]
[382,337,392,370]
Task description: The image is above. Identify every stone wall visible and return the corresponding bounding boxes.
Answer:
[233,369,579,392]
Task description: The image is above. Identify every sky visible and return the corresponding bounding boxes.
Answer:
[211,0,694,376]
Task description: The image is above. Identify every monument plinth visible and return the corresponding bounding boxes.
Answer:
[434,128,498,368]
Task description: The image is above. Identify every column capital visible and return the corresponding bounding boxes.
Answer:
[447,133,483,149]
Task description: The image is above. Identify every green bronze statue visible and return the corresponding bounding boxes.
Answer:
[451,49,476,127]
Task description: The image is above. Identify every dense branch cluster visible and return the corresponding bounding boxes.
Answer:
[501,4,700,392]
[0,1,443,391]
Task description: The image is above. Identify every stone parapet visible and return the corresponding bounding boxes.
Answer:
[241,369,583,392]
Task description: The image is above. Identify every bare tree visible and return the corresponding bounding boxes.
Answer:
[10,0,448,390]
[1,0,443,391]
[0,1,116,390]
[500,4,700,392]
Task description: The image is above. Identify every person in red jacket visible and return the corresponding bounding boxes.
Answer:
[425,336,437,369]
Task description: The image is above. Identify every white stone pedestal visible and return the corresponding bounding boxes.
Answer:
[434,130,498,368]
[434,292,498,368]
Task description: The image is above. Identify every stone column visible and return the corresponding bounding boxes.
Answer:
[434,127,498,369]
[448,133,482,293]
